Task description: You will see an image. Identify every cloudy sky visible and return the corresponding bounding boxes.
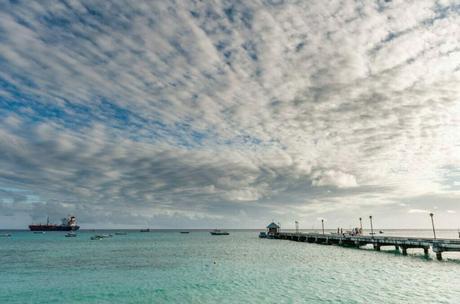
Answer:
[1,0,460,229]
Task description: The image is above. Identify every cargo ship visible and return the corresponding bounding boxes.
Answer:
[29,215,80,231]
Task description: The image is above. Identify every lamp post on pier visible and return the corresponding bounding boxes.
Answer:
[369,215,374,239]
[359,217,362,233]
[430,213,436,240]
[321,219,325,235]
[295,221,299,234]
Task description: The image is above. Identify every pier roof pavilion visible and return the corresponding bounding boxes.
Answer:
[266,222,280,235]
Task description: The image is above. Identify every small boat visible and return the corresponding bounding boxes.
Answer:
[259,232,267,238]
[65,232,77,237]
[33,231,45,234]
[140,229,150,232]
[210,229,229,235]
[115,232,127,235]
[0,233,11,237]
[90,234,112,240]
[180,231,190,234]
[267,233,275,239]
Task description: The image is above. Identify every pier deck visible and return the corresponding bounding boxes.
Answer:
[275,232,460,260]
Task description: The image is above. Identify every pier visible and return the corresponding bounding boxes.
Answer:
[274,232,460,260]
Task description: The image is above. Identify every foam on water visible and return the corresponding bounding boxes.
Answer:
[1,230,459,303]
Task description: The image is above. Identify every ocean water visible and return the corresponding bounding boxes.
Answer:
[1,230,460,304]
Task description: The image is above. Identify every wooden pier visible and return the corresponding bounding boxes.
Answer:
[274,232,460,260]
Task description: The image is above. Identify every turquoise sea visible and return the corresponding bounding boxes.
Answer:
[1,230,460,304]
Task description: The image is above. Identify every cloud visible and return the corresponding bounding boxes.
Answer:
[311,169,358,188]
[408,209,430,214]
[1,1,460,227]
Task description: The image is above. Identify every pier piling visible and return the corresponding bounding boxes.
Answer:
[436,252,442,261]
[402,247,408,256]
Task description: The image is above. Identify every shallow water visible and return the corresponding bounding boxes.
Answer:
[1,230,460,303]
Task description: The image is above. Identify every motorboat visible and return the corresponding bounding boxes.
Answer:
[90,234,112,240]
[0,233,11,237]
[210,229,229,235]
[180,231,190,234]
[65,232,77,237]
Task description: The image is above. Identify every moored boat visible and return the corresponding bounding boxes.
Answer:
[210,229,229,235]
[180,231,190,234]
[0,233,11,237]
[65,232,77,237]
[259,232,267,238]
[90,234,112,240]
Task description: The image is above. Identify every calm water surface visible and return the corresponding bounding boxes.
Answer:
[1,230,460,303]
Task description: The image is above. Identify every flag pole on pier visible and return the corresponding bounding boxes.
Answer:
[369,215,374,239]
[430,213,436,240]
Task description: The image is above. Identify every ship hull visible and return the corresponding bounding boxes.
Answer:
[29,225,80,231]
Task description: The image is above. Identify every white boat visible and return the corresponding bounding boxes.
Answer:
[65,232,77,237]
[91,234,112,240]
[0,233,11,237]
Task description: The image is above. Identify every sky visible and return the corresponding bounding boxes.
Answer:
[1,0,460,229]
